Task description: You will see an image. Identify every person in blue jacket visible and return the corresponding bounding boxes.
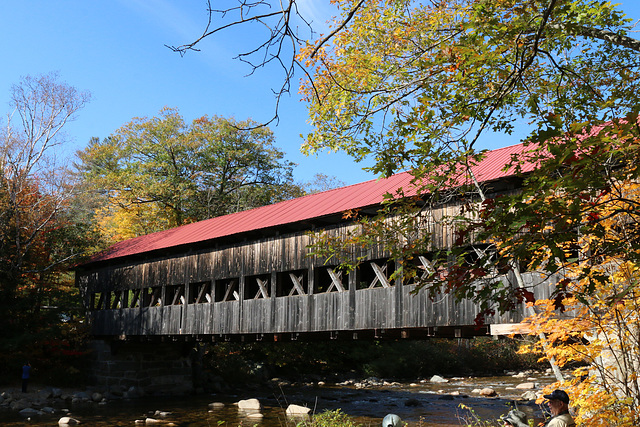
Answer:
[21,361,31,393]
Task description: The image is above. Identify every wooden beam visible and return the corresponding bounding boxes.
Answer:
[111,291,121,309]
[288,273,306,296]
[370,262,390,288]
[489,322,531,336]
[222,280,239,301]
[196,283,208,303]
[255,278,269,299]
[152,287,162,306]
[130,289,140,308]
[96,292,105,310]
[418,256,435,279]
[326,268,345,292]
[171,287,182,305]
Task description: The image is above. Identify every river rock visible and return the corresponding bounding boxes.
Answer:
[516,382,536,389]
[144,418,177,425]
[19,407,41,417]
[405,398,421,407]
[286,404,311,416]
[430,375,449,383]
[209,402,225,409]
[73,391,90,401]
[92,392,103,402]
[478,387,497,397]
[126,386,142,398]
[10,398,30,411]
[38,389,53,399]
[246,412,264,419]
[520,391,538,401]
[237,398,261,411]
[59,416,81,425]
[270,378,291,387]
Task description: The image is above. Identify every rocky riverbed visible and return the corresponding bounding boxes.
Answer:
[0,369,560,426]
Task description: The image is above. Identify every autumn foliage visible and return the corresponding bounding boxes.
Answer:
[297,1,640,425]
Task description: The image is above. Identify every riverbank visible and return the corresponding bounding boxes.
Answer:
[0,367,558,425]
[0,383,113,419]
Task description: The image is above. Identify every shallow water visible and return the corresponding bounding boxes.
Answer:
[0,374,555,426]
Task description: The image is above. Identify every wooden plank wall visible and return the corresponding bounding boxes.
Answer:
[79,194,557,339]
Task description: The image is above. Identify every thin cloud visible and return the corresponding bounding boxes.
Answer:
[115,0,206,43]
[294,0,336,36]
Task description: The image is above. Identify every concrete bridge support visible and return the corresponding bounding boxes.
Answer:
[90,340,194,396]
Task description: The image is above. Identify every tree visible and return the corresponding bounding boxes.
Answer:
[302,173,345,194]
[517,172,640,425]
[175,2,640,423]
[0,73,91,350]
[77,108,302,242]
[297,2,640,424]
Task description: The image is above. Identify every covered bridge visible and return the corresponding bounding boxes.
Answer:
[76,142,551,343]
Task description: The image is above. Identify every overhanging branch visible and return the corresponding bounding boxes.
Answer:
[549,23,640,52]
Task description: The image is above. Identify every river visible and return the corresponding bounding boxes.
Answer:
[1,373,555,426]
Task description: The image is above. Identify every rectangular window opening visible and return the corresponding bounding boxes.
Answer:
[314,266,347,293]
[166,284,185,305]
[189,281,212,304]
[244,274,270,300]
[276,270,307,297]
[214,278,239,302]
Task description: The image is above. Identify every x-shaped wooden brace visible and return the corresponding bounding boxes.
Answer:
[148,288,162,307]
[254,278,270,299]
[370,262,391,288]
[417,255,436,280]
[130,289,141,307]
[111,291,121,309]
[222,280,240,301]
[171,287,184,305]
[326,267,346,292]
[195,282,210,303]
[288,273,306,296]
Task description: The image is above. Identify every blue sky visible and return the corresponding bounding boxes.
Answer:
[1,1,639,186]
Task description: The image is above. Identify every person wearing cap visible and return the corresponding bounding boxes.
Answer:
[501,409,529,427]
[544,389,575,427]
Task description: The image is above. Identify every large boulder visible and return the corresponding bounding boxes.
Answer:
[515,382,536,390]
[430,375,449,383]
[478,387,497,397]
[286,404,311,416]
[38,389,53,399]
[10,398,31,411]
[19,407,41,417]
[237,398,261,411]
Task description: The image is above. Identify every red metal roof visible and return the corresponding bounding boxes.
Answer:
[87,142,533,264]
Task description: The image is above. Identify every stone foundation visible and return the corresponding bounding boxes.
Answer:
[90,340,193,396]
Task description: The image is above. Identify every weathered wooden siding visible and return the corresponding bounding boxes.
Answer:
[78,192,557,340]
[83,272,554,338]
